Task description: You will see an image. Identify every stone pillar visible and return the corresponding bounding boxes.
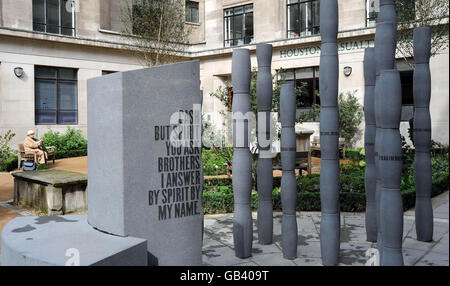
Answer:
[377,70,404,266]
[374,0,398,261]
[256,44,274,245]
[363,47,377,242]
[413,27,433,242]
[319,0,340,266]
[280,82,298,259]
[232,49,253,258]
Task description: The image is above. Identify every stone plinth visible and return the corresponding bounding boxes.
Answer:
[1,215,147,266]
[12,169,88,215]
[87,61,203,266]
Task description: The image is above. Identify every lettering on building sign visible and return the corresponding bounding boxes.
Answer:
[280,39,374,58]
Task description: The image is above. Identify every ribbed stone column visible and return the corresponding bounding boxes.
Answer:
[413,27,433,242]
[363,47,377,242]
[280,82,298,260]
[374,0,398,259]
[377,70,404,266]
[319,0,340,266]
[256,44,274,245]
[232,49,253,258]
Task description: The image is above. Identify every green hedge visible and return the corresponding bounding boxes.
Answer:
[202,175,448,214]
[202,159,449,214]
[0,154,18,172]
[54,149,87,159]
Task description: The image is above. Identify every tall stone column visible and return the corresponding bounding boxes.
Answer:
[413,27,433,242]
[374,0,398,260]
[377,70,404,266]
[232,49,253,258]
[280,82,298,259]
[363,47,377,242]
[319,0,340,266]
[256,44,274,245]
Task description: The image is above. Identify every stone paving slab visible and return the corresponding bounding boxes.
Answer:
[203,191,449,266]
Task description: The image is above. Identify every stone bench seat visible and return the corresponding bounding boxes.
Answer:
[12,169,88,215]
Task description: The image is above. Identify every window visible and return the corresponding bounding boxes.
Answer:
[224,4,254,47]
[279,67,320,113]
[186,1,199,23]
[287,0,320,39]
[366,0,379,27]
[35,66,78,125]
[397,59,414,105]
[33,0,76,36]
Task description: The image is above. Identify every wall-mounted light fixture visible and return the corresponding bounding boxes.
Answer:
[343,66,352,77]
[14,67,24,78]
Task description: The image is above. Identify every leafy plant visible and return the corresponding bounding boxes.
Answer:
[0,130,16,160]
[337,91,364,147]
[41,127,87,158]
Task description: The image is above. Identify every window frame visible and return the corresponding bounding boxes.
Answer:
[223,4,254,47]
[366,0,379,27]
[33,0,76,37]
[286,0,320,39]
[278,66,320,122]
[185,1,199,24]
[35,66,78,125]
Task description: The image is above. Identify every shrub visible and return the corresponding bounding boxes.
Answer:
[202,149,229,176]
[41,127,87,159]
[0,154,18,172]
[202,152,449,214]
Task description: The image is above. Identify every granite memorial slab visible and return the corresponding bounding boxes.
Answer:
[87,61,203,266]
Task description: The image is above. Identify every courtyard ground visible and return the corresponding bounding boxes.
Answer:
[0,156,448,266]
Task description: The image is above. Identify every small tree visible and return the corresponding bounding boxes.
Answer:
[121,0,192,66]
[396,0,449,68]
[337,91,364,147]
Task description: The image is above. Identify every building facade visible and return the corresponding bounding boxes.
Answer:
[0,0,448,148]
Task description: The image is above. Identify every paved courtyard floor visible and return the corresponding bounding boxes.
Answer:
[202,191,449,266]
[0,157,448,266]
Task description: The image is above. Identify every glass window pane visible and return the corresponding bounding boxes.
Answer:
[287,0,299,4]
[61,0,74,27]
[283,70,295,81]
[233,14,243,41]
[33,0,46,26]
[58,111,77,124]
[314,66,320,77]
[58,68,77,80]
[36,79,57,109]
[36,110,57,124]
[296,79,314,107]
[245,5,253,13]
[313,1,320,30]
[234,7,243,15]
[47,0,60,33]
[288,4,299,37]
[295,68,314,79]
[36,66,57,78]
[244,13,253,41]
[58,81,77,110]
[224,8,233,16]
[224,17,233,41]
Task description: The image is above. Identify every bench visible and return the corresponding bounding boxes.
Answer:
[310,136,346,159]
[272,151,312,175]
[12,169,88,215]
[18,144,56,169]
